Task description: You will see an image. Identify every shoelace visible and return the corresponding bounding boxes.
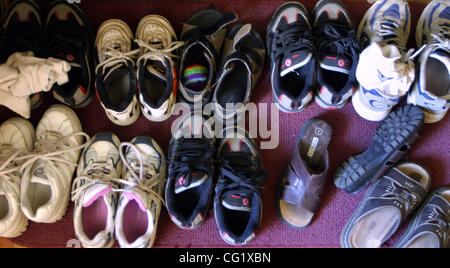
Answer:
[0,145,26,195]
[17,131,90,185]
[216,152,267,199]
[95,42,140,79]
[112,142,166,207]
[383,180,420,213]
[271,22,314,59]
[135,39,184,66]
[316,23,359,60]
[169,138,215,186]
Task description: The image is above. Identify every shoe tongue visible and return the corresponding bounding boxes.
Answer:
[83,183,112,207]
[30,166,50,186]
[320,54,352,74]
[123,188,147,212]
[174,171,208,194]
[145,60,167,83]
[221,192,252,212]
[280,50,313,77]
[103,63,128,82]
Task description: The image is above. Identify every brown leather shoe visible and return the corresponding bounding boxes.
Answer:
[277,118,332,229]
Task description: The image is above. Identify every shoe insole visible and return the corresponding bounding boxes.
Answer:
[182,45,211,92]
[144,69,166,106]
[222,208,250,237]
[280,120,331,228]
[27,183,51,215]
[426,57,449,97]
[216,63,248,107]
[0,195,8,220]
[107,72,131,107]
[321,69,349,94]
[123,199,149,244]
[82,198,108,240]
[349,163,430,248]
[280,69,308,98]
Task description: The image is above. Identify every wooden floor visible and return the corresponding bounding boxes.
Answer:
[0,238,23,248]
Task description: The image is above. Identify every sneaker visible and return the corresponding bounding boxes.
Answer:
[20,104,88,223]
[94,19,140,126]
[71,132,122,248]
[267,2,315,113]
[178,9,237,108]
[312,0,359,110]
[114,137,166,248]
[0,117,34,238]
[214,127,267,246]
[135,15,184,122]
[46,0,94,108]
[407,0,449,124]
[166,112,215,229]
[212,23,266,123]
[353,0,415,121]
[1,0,44,108]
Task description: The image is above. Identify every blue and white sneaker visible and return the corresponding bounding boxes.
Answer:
[407,0,449,124]
[352,0,416,121]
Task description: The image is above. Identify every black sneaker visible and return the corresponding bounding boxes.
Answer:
[214,127,267,246]
[312,0,359,110]
[165,112,216,229]
[45,0,94,108]
[267,2,315,113]
[178,9,237,109]
[1,0,44,108]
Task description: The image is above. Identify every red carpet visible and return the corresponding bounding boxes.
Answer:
[0,0,448,248]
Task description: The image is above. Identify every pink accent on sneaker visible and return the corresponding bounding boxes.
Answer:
[83,185,112,208]
[123,192,146,212]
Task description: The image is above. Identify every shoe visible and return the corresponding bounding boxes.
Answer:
[1,0,44,108]
[0,117,34,238]
[166,112,215,229]
[277,118,331,229]
[46,0,95,108]
[407,0,449,124]
[395,187,450,248]
[178,9,237,108]
[71,132,122,248]
[340,162,430,248]
[334,104,424,194]
[114,137,166,248]
[267,2,315,113]
[353,0,415,121]
[20,104,88,223]
[312,0,359,110]
[94,19,140,126]
[212,23,266,123]
[135,15,183,122]
[214,126,267,245]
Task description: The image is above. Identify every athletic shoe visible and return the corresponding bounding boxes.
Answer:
[20,104,88,223]
[1,0,44,108]
[0,117,34,238]
[135,15,183,122]
[407,0,449,124]
[166,112,215,229]
[178,9,237,108]
[213,23,266,123]
[267,2,315,113]
[312,0,359,110]
[46,0,94,108]
[214,127,267,246]
[71,132,122,248]
[94,19,140,126]
[334,105,424,194]
[353,0,415,121]
[115,137,166,248]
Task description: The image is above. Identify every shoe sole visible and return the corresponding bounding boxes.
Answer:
[352,86,391,121]
[334,105,424,194]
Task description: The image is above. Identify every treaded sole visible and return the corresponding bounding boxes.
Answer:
[334,105,424,194]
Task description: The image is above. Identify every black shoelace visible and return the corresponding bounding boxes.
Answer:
[169,138,216,186]
[315,22,359,61]
[216,152,267,200]
[269,22,314,61]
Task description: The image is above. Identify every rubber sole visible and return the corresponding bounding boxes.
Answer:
[334,105,424,194]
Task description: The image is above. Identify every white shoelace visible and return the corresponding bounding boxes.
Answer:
[0,145,26,195]
[113,142,166,207]
[135,39,184,69]
[95,43,140,80]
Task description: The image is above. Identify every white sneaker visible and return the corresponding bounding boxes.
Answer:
[115,137,166,248]
[353,0,416,121]
[135,15,183,122]
[71,132,122,248]
[20,104,88,223]
[408,0,449,123]
[0,118,34,237]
